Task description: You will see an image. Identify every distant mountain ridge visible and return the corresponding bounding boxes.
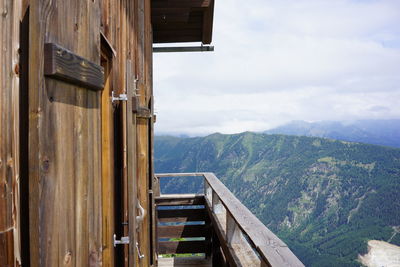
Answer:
[155,132,400,267]
[265,119,400,148]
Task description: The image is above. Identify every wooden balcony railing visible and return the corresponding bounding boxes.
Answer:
[153,172,304,267]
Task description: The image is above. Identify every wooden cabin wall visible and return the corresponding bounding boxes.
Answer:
[0,0,153,266]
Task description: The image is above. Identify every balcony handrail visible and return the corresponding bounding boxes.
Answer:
[154,172,304,267]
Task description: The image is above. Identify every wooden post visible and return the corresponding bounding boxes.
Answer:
[212,191,222,214]
[226,212,241,247]
[204,180,212,205]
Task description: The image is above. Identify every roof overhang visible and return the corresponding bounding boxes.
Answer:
[152,0,215,44]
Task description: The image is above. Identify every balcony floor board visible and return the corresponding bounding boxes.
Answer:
[158,256,211,267]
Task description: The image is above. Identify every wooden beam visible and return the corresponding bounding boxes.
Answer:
[158,225,208,238]
[132,96,152,118]
[153,46,214,53]
[158,241,207,254]
[202,0,214,44]
[44,43,104,91]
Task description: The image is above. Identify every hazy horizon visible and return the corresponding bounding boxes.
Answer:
[154,118,400,137]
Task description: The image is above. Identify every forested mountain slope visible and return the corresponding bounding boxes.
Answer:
[155,132,400,267]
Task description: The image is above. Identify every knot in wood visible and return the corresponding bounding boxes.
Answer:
[14,63,20,76]
[41,158,50,172]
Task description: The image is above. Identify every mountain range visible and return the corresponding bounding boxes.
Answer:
[265,119,400,148]
[155,132,400,266]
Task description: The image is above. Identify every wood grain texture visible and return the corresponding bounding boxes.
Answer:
[44,43,104,91]
[0,0,22,265]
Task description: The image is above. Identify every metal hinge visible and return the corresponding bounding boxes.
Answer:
[113,234,129,247]
[111,91,128,102]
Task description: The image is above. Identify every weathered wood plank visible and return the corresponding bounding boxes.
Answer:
[158,208,206,223]
[156,194,205,206]
[158,241,207,254]
[136,2,151,264]
[0,229,14,267]
[100,44,115,267]
[44,43,104,91]
[0,0,22,265]
[158,225,208,238]
[126,59,138,267]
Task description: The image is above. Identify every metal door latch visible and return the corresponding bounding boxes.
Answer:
[111,91,128,102]
[136,242,145,260]
[113,234,130,247]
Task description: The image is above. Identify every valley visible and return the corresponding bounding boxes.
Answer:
[155,132,400,266]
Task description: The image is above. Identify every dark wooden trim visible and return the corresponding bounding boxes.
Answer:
[44,43,104,91]
[158,241,207,254]
[202,0,214,44]
[19,7,31,266]
[152,0,211,9]
[158,224,208,238]
[158,208,206,223]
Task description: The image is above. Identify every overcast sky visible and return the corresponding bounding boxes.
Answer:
[153,0,400,136]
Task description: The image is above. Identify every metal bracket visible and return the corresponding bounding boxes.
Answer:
[111,91,128,102]
[113,234,130,247]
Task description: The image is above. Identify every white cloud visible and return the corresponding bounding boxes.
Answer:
[153,0,400,136]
